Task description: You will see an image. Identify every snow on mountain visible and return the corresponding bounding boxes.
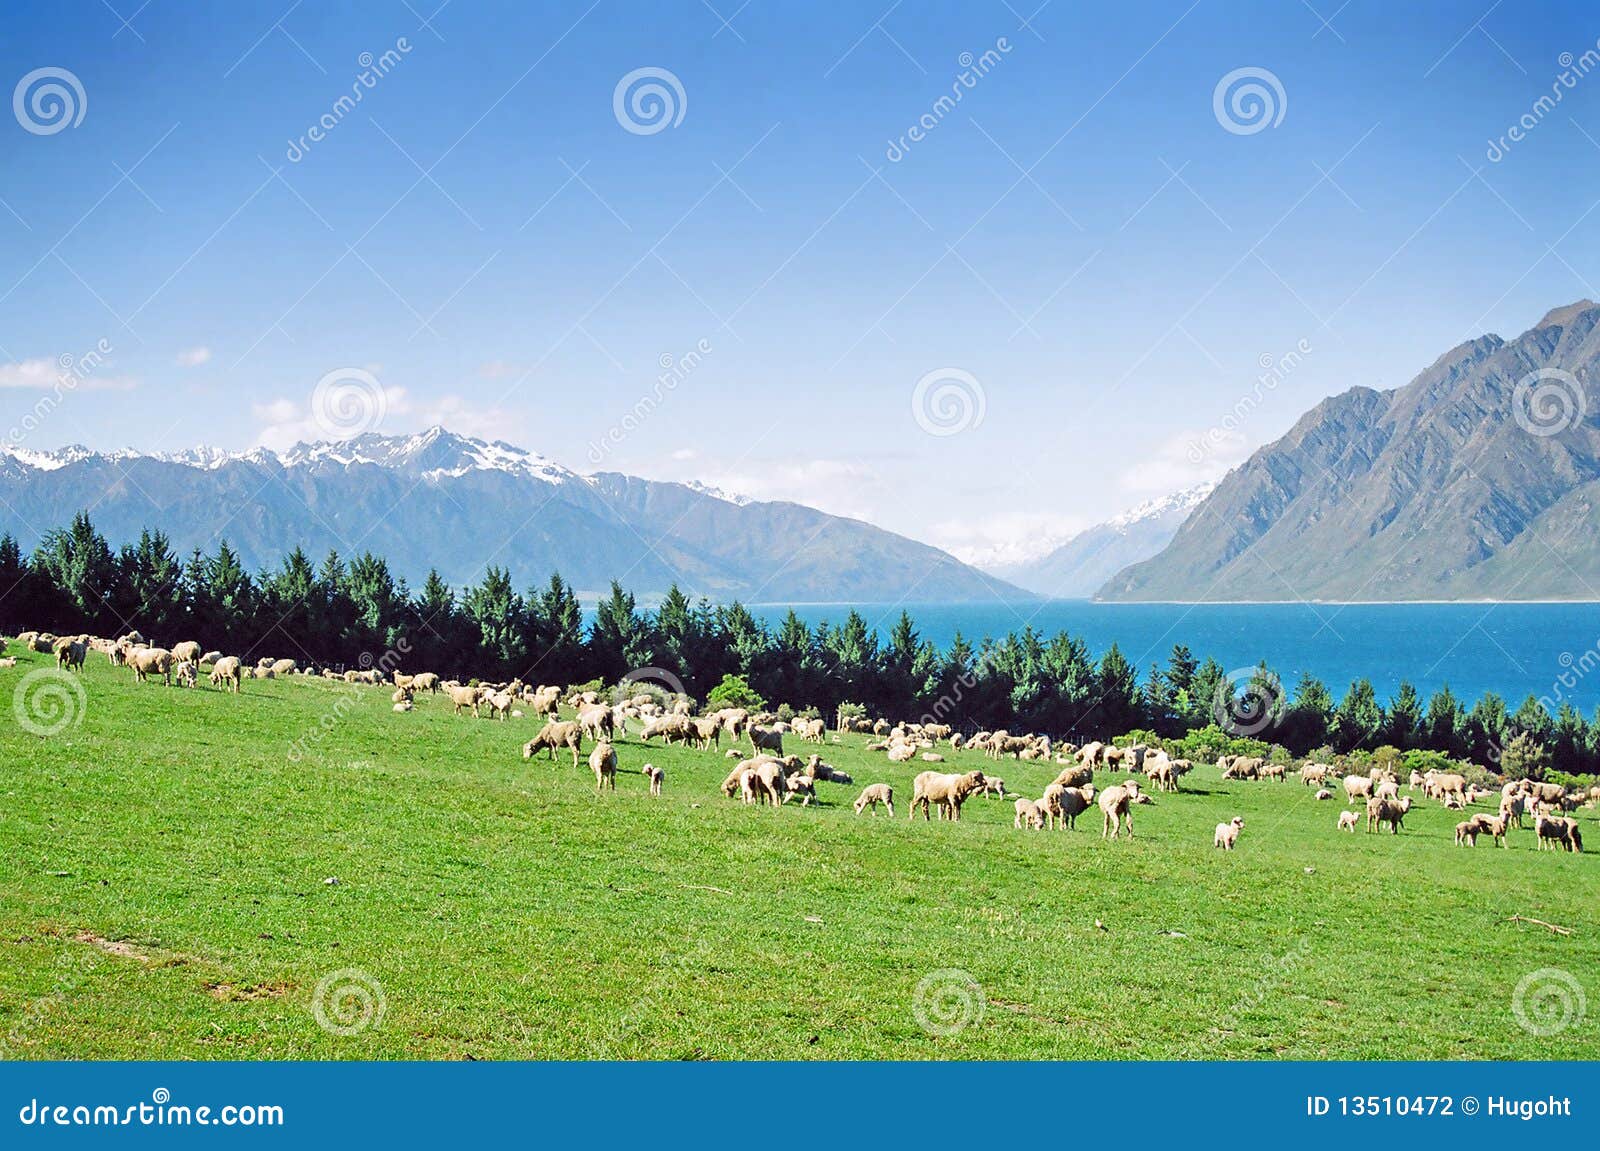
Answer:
[1105,481,1217,529]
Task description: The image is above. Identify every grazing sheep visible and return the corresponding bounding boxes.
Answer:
[1366,795,1412,835]
[209,656,243,693]
[690,716,722,750]
[482,689,514,720]
[1337,810,1360,832]
[1343,774,1374,804]
[589,740,618,792]
[640,714,695,746]
[173,660,198,689]
[129,647,174,686]
[578,703,616,743]
[1053,784,1096,830]
[1259,763,1286,782]
[853,783,894,817]
[54,639,86,671]
[448,684,483,717]
[1052,764,1093,790]
[1454,819,1478,847]
[1468,813,1509,847]
[1013,798,1046,830]
[1145,762,1178,792]
[523,720,583,768]
[1099,782,1152,840]
[170,640,202,664]
[750,726,784,755]
[1214,816,1245,850]
[1300,763,1332,786]
[908,770,987,823]
[641,762,663,796]
[1534,814,1583,853]
[972,776,1006,799]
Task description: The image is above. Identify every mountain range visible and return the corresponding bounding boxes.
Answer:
[1103,300,1600,601]
[986,482,1215,598]
[0,428,1026,604]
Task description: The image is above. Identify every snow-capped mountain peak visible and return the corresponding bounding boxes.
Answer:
[1105,480,1217,531]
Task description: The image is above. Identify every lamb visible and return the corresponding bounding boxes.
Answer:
[641,762,663,796]
[523,720,584,768]
[691,716,722,750]
[1337,810,1360,832]
[1259,763,1286,782]
[1145,762,1178,792]
[784,775,816,806]
[1314,788,1333,801]
[449,684,483,717]
[173,660,198,689]
[1454,819,1478,847]
[908,770,987,823]
[741,760,787,806]
[576,703,614,742]
[1374,779,1400,801]
[483,689,514,720]
[1099,782,1152,840]
[853,783,894,817]
[1300,763,1331,786]
[589,740,618,792]
[920,752,945,763]
[392,687,413,705]
[0,657,16,669]
[1499,794,1527,829]
[1366,795,1412,834]
[1013,798,1046,830]
[1053,784,1095,830]
[1469,813,1509,847]
[209,656,243,693]
[393,700,413,713]
[796,717,826,743]
[1213,816,1245,850]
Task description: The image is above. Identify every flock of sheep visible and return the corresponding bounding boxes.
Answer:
[8,626,1597,855]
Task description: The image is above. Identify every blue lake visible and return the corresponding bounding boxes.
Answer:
[748,602,1600,713]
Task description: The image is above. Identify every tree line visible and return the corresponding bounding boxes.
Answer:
[2,513,1595,777]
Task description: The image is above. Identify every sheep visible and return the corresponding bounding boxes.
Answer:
[641,762,663,796]
[449,684,483,717]
[589,740,618,792]
[1343,774,1374,803]
[271,658,298,677]
[1366,795,1412,835]
[523,720,583,768]
[920,752,945,763]
[1300,763,1332,786]
[0,657,16,669]
[853,783,894,817]
[173,660,198,689]
[1374,779,1400,801]
[1314,788,1334,801]
[1337,810,1360,832]
[393,699,414,713]
[1454,819,1478,847]
[209,656,243,693]
[1259,763,1286,782]
[1099,782,1152,840]
[54,639,86,671]
[482,689,514,720]
[1214,816,1245,850]
[1469,813,1509,847]
[640,714,695,746]
[578,703,615,743]
[908,770,987,823]
[784,775,816,807]
[1053,784,1096,830]
[1145,762,1178,792]
[1013,798,1046,830]
[691,716,722,750]
[740,760,786,807]
[130,647,174,686]
[948,733,966,751]
[886,740,917,764]
[802,755,852,785]
[741,725,781,755]
[795,717,826,743]
[170,640,202,664]
[1052,764,1093,790]
[1499,794,1527,829]
[1534,815,1583,853]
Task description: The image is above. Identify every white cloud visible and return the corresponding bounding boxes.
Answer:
[251,388,412,451]
[670,447,698,461]
[414,394,516,441]
[1118,428,1251,495]
[0,356,135,391]
[176,346,211,367]
[680,458,884,522]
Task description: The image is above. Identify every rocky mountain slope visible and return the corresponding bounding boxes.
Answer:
[1101,301,1600,600]
[0,427,1025,603]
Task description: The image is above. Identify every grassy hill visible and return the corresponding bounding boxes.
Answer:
[1,642,1595,1060]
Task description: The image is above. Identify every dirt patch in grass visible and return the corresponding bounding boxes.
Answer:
[203,981,295,1002]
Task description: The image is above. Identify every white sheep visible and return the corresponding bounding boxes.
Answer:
[641,762,663,796]
[853,783,894,817]
[1213,816,1244,850]
[1337,810,1360,832]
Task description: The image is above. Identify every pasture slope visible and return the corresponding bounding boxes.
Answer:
[1,642,1595,1060]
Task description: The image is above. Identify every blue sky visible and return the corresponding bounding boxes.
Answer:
[2,0,1599,565]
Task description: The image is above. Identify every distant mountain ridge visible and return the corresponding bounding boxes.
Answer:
[989,482,1215,598]
[1101,300,1600,601]
[0,427,1026,603]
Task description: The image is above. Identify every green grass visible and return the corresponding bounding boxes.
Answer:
[1,642,1596,1060]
